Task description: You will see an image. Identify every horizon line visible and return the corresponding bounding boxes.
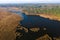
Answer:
[0,2,60,4]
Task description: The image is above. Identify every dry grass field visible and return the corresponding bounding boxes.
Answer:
[37,14,60,21]
[0,11,22,40]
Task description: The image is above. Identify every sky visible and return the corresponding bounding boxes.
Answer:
[0,0,60,3]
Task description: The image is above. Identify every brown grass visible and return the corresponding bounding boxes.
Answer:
[0,11,12,20]
[36,34,52,40]
[37,14,60,21]
[0,11,23,40]
[30,28,40,32]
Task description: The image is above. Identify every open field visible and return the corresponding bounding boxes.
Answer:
[0,10,22,40]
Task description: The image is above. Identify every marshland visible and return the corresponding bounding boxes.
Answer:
[0,3,60,40]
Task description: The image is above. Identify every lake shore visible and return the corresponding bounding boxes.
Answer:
[37,14,60,21]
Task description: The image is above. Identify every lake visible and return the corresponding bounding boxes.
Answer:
[10,10,60,37]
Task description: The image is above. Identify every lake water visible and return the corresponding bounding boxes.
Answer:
[10,10,60,37]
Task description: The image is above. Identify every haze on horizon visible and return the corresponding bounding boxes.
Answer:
[0,0,60,4]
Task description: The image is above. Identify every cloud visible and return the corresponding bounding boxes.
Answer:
[0,0,20,3]
[20,0,60,3]
[0,0,60,3]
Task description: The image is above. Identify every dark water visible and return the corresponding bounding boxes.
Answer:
[20,13,60,37]
[16,13,60,40]
[10,11,60,39]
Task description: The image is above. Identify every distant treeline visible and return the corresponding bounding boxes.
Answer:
[21,4,60,16]
[0,3,60,16]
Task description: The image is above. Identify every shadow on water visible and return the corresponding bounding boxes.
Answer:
[16,13,60,40]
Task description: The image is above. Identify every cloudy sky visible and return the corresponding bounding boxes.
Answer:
[0,0,60,3]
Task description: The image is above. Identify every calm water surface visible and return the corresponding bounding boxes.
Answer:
[10,10,60,37]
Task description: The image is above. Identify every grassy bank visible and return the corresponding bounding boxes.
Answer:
[0,11,22,40]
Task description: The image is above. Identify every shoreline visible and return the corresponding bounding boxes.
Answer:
[37,14,60,21]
